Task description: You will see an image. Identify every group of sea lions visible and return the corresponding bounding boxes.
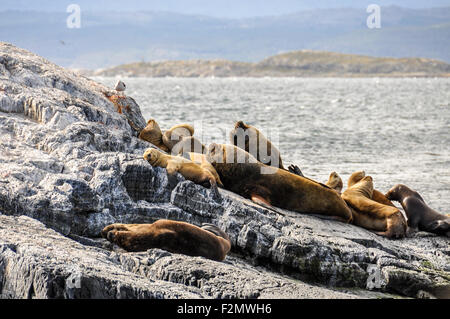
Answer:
[102,119,449,262]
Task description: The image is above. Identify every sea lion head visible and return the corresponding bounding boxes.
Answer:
[234,120,248,130]
[143,148,161,166]
[385,184,413,202]
[348,170,366,187]
[230,120,253,149]
[351,175,374,198]
[206,143,225,164]
[327,171,343,193]
[139,119,162,144]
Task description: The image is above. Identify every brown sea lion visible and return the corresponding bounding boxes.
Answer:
[229,121,285,169]
[139,119,169,152]
[326,172,343,194]
[143,148,220,197]
[342,176,407,238]
[348,171,396,207]
[187,152,224,188]
[206,143,353,222]
[102,220,231,261]
[385,184,450,237]
[171,136,205,156]
[162,124,195,150]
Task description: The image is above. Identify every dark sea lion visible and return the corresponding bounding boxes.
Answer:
[143,148,220,197]
[342,176,407,238]
[348,171,395,207]
[326,172,343,194]
[102,220,231,261]
[385,184,450,237]
[162,124,195,150]
[206,143,353,222]
[229,121,285,169]
[139,119,169,152]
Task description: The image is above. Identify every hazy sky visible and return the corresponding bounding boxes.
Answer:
[1,0,450,18]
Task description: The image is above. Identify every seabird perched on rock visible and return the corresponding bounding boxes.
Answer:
[114,80,126,95]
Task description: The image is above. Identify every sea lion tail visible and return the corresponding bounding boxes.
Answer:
[201,223,230,241]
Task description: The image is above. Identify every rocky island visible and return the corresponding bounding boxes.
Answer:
[0,42,449,299]
[92,50,450,78]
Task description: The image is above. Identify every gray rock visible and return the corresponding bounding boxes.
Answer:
[171,181,450,298]
[0,215,201,299]
[0,42,448,299]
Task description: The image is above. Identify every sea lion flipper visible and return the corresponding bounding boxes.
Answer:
[101,223,128,238]
[251,194,285,216]
[426,219,450,236]
[288,164,304,177]
[166,161,180,175]
[201,223,230,241]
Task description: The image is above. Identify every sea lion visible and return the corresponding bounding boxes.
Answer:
[342,176,407,238]
[171,136,205,156]
[347,171,395,207]
[229,121,284,169]
[187,152,224,188]
[162,124,195,150]
[385,184,450,237]
[143,148,220,197]
[206,143,353,222]
[101,220,231,261]
[139,119,170,152]
[326,172,343,194]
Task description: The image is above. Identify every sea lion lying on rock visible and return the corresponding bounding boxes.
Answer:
[162,124,195,150]
[102,220,231,261]
[206,143,353,222]
[139,119,170,152]
[348,171,395,207]
[342,174,407,238]
[385,184,450,237]
[187,152,224,188]
[143,148,220,198]
[230,121,285,169]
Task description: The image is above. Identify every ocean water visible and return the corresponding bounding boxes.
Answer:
[93,77,450,213]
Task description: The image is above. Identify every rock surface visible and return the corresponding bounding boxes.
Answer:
[0,42,449,299]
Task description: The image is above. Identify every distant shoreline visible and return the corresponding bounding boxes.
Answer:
[82,50,450,78]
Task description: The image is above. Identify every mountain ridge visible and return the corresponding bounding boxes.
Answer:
[90,49,450,77]
[1,6,449,68]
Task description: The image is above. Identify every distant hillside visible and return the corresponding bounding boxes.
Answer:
[1,6,449,69]
[91,50,450,77]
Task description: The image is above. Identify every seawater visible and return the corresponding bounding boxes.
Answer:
[93,77,450,213]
